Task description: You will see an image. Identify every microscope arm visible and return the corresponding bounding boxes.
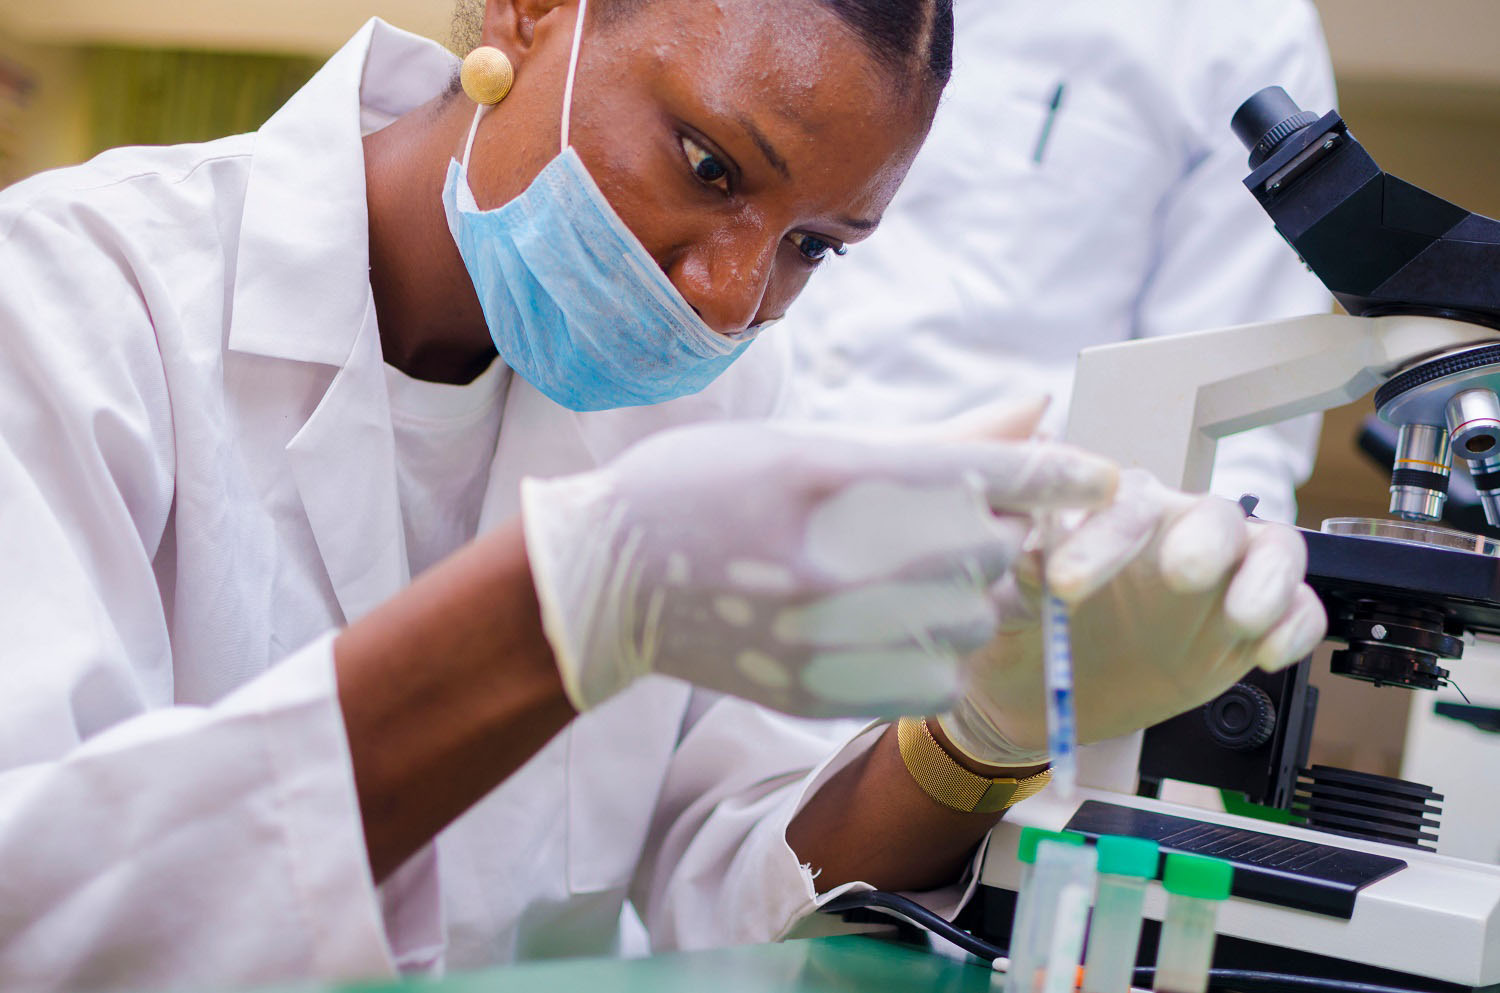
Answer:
[1065,313,1487,491]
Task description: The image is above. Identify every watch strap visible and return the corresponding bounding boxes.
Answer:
[896,716,1051,814]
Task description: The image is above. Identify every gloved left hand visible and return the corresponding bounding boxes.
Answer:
[940,469,1329,766]
[520,410,1120,719]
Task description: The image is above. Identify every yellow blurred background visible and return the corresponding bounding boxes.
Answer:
[4,0,1500,778]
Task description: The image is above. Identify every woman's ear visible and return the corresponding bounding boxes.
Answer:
[483,0,572,55]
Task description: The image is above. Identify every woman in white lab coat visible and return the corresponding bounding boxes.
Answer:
[0,0,1324,988]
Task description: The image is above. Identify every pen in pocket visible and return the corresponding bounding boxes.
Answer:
[1032,81,1066,164]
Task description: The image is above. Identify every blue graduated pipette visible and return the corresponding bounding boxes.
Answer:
[1041,517,1078,800]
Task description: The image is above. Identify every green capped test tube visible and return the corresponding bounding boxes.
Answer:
[1005,830,1096,993]
[1081,835,1160,993]
[1153,853,1234,993]
[1009,828,1085,958]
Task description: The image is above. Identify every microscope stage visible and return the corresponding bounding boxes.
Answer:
[1304,526,1500,638]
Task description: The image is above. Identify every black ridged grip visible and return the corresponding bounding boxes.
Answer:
[1375,343,1500,412]
[1474,470,1500,491]
[1390,468,1450,492]
[1250,112,1320,168]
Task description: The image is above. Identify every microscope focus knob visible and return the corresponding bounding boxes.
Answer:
[1202,684,1277,751]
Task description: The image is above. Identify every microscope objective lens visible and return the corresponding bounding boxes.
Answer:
[1389,423,1451,522]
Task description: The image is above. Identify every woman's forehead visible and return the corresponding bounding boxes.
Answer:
[604,0,926,138]
[578,0,934,225]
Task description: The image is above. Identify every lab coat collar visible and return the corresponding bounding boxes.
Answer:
[227,18,458,367]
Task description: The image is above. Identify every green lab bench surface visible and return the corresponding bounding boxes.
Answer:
[342,936,991,993]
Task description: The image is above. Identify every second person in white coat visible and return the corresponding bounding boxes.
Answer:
[786,0,1338,524]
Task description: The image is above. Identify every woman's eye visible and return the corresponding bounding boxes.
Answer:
[791,233,846,265]
[681,135,730,191]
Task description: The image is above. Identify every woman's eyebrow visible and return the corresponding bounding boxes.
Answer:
[735,114,791,180]
[728,110,879,232]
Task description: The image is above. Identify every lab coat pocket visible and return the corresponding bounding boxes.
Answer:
[995,73,1165,337]
[899,62,1061,230]
[1010,78,1161,205]
[565,679,689,894]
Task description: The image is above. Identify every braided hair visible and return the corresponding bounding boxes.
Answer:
[449,0,954,96]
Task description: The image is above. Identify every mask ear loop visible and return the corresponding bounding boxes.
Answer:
[462,0,582,179]
[461,103,488,174]
[559,0,589,152]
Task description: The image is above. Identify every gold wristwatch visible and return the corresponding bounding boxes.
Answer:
[896,716,1051,814]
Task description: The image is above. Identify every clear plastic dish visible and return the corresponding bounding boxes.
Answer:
[1321,517,1500,557]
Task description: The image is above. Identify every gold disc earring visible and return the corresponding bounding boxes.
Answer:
[460,45,516,105]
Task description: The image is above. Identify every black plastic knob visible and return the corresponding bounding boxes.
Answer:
[1232,86,1320,167]
[1202,684,1277,751]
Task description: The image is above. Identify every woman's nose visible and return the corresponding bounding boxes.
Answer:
[667,235,777,334]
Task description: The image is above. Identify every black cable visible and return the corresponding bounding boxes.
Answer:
[824,890,1008,961]
[823,890,1433,993]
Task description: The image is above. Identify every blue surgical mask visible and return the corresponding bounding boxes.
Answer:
[442,0,762,412]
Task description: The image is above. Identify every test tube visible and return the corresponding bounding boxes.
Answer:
[1153,853,1234,993]
[1009,827,1085,953]
[1004,834,1097,993]
[1082,835,1160,993]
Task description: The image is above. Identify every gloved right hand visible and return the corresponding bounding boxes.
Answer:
[520,415,1119,718]
[941,469,1329,765]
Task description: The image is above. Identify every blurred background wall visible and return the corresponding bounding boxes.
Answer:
[2,0,1498,784]
[0,1,452,185]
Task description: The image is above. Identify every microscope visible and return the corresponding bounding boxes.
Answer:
[970,87,1500,990]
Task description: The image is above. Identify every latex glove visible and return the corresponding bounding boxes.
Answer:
[520,413,1118,718]
[941,469,1328,765]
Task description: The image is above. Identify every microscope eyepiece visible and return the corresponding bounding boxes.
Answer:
[1232,86,1321,168]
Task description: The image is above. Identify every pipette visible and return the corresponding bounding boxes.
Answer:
[1041,514,1078,799]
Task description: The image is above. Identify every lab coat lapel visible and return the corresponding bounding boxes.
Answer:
[286,300,409,624]
[218,19,455,623]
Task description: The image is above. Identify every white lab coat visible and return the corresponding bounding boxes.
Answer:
[786,0,1338,523]
[0,20,904,991]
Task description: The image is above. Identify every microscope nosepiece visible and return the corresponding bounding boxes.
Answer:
[1389,423,1451,522]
